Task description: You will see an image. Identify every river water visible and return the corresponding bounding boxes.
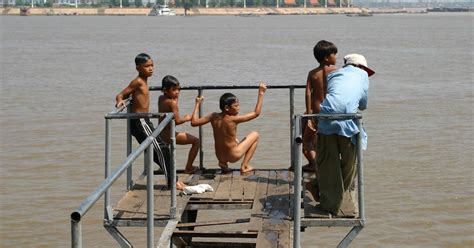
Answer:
[1,13,473,247]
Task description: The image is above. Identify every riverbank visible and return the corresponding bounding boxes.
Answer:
[1,6,424,16]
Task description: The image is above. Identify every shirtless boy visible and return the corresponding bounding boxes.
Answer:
[158,75,200,174]
[191,82,267,174]
[303,40,338,201]
[115,53,183,188]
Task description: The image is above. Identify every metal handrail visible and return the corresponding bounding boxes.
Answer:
[71,112,175,248]
[292,113,365,248]
[150,84,306,170]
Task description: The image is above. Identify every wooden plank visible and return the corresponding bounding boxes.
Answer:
[248,170,270,232]
[213,172,233,201]
[192,175,220,200]
[242,171,258,201]
[230,170,245,201]
[157,220,179,248]
[113,190,146,219]
[256,230,278,248]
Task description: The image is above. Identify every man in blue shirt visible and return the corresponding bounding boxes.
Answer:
[315,54,374,216]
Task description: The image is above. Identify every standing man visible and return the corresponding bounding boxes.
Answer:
[315,54,374,216]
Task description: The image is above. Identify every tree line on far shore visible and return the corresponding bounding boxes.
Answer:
[7,0,343,9]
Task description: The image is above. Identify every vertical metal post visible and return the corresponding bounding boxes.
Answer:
[146,144,154,248]
[293,115,302,248]
[244,0,246,7]
[105,119,111,220]
[170,118,177,219]
[289,87,295,169]
[356,119,365,221]
[71,220,82,248]
[126,106,133,191]
[198,89,204,170]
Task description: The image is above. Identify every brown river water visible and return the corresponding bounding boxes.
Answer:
[1,13,473,247]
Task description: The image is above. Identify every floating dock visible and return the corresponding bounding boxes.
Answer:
[71,85,365,248]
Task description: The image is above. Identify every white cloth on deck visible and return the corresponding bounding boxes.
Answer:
[182,184,214,195]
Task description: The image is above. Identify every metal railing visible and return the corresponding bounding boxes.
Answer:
[149,84,306,170]
[70,98,177,248]
[292,113,365,248]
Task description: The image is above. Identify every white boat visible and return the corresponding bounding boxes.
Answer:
[149,4,176,16]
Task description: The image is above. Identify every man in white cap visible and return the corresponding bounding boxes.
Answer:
[312,54,374,216]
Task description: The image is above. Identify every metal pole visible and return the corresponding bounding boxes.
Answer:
[356,119,365,221]
[198,89,204,170]
[289,87,295,169]
[71,220,82,248]
[75,0,77,8]
[170,118,177,219]
[206,0,208,8]
[104,119,111,220]
[244,0,246,8]
[293,115,302,248]
[127,105,133,191]
[146,144,154,248]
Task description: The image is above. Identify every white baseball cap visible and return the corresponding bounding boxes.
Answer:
[344,54,375,77]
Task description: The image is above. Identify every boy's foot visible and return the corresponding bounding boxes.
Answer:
[176,181,187,191]
[305,181,320,202]
[219,163,232,174]
[184,166,199,174]
[240,165,255,175]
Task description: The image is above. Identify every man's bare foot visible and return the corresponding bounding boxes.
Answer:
[184,166,199,174]
[240,165,255,175]
[219,162,231,174]
[176,181,187,191]
[305,181,320,202]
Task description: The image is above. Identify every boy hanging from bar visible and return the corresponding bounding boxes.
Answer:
[191,82,267,174]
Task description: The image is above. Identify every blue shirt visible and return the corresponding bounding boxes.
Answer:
[318,65,369,149]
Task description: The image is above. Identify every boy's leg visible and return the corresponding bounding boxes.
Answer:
[235,131,259,173]
[176,132,200,174]
[302,123,317,172]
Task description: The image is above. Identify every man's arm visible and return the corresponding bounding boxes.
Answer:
[191,96,212,127]
[115,80,137,108]
[234,82,267,123]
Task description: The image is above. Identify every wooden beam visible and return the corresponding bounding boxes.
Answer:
[172,230,258,238]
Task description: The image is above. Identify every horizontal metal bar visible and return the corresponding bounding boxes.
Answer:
[105,112,166,119]
[149,84,305,91]
[299,113,363,120]
[70,113,174,222]
[301,218,365,227]
[110,97,132,114]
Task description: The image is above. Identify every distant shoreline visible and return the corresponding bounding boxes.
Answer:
[0,7,436,16]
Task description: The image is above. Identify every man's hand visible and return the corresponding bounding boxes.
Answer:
[183,114,192,121]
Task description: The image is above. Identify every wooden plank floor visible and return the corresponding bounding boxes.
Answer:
[110,168,360,247]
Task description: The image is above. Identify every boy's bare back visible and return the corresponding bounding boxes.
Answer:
[307,65,337,115]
